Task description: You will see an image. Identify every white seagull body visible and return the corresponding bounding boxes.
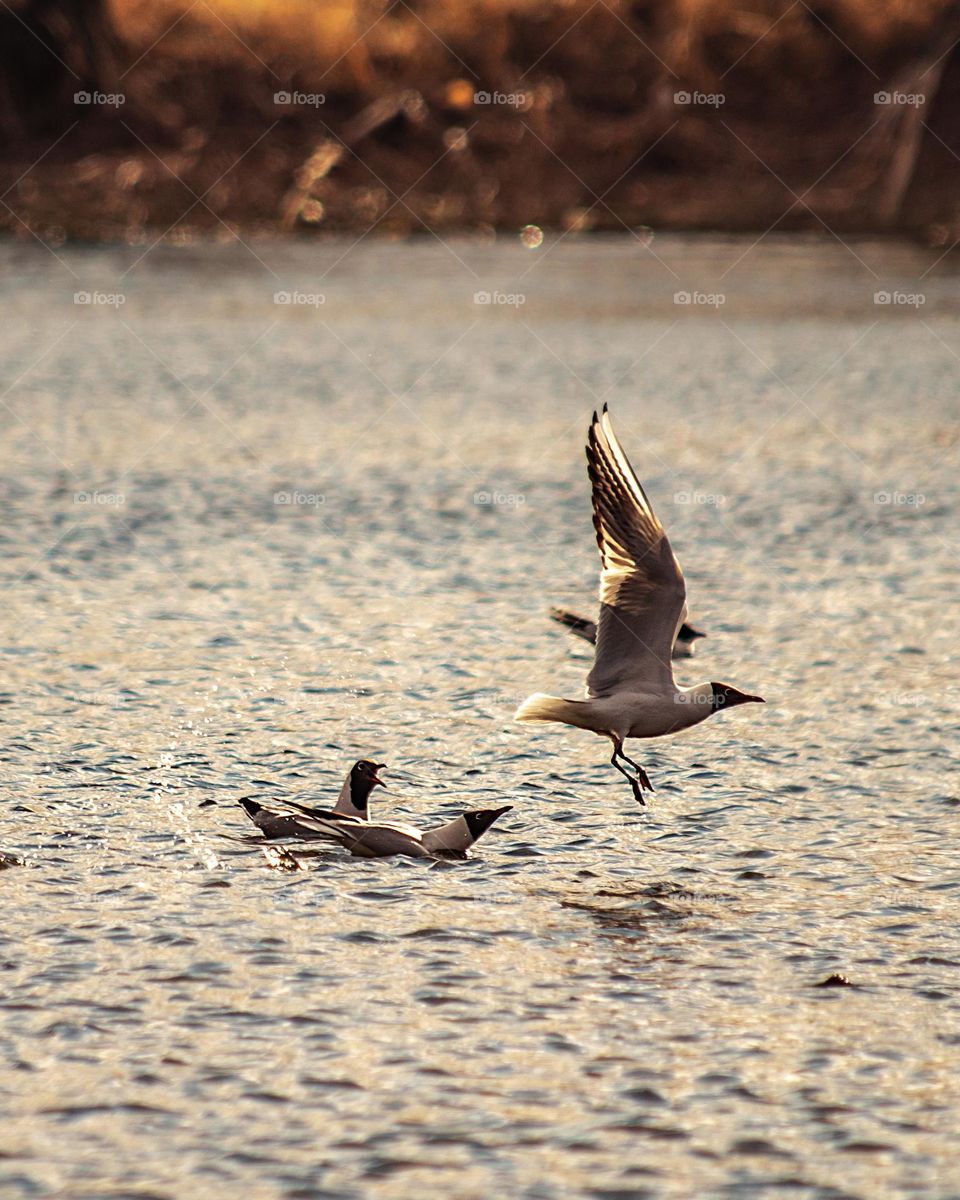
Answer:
[239,798,512,860]
[515,406,763,803]
[549,607,706,658]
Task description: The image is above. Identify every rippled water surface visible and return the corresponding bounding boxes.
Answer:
[1,235,958,1198]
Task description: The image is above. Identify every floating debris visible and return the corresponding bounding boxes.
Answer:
[0,851,26,870]
[815,973,855,988]
[262,845,304,873]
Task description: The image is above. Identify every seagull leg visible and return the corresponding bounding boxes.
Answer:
[610,740,647,806]
[618,748,655,793]
[626,771,646,807]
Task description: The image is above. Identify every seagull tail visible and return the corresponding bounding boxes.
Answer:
[514,693,594,727]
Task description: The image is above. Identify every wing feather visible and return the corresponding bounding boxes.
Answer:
[585,407,687,697]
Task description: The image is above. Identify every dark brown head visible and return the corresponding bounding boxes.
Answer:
[350,759,387,812]
[677,623,707,643]
[463,805,513,842]
[711,683,765,711]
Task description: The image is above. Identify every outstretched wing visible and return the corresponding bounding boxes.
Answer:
[585,406,687,697]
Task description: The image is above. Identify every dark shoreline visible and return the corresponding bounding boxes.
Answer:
[3,1,960,246]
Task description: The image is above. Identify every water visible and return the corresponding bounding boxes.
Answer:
[0,234,957,1198]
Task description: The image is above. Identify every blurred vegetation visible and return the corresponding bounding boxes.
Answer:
[1,0,959,241]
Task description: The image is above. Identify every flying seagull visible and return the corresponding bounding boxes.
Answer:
[515,406,763,804]
[239,797,512,860]
[549,607,707,658]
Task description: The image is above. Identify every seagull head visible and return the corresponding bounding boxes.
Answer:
[678,624,707,642]
[710,683,765,710]
[352,758,388,795]
[463,805,513,841]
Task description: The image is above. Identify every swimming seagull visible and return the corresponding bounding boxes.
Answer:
[238,798,512,860]
[515,406,763,804]
[550,607,707,658]
[235,758,385,836]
